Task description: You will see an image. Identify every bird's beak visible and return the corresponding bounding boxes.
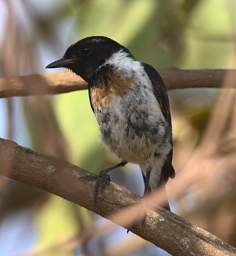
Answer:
[46,57,76,69]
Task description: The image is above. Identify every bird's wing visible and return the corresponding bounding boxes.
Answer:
[143,63,172,128]
[143,63,175,180]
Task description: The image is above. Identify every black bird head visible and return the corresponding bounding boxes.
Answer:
[46,36,131,82]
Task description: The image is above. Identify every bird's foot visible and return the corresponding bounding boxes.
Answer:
[81,161,127,208]
[79,172,111,206]
[93,161,127,206]
[94,169,111,206]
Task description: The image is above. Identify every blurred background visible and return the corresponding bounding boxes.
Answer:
[0,0,236,255]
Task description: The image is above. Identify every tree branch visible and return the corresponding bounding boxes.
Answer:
[0,69,236,98]
[0,138,235,256]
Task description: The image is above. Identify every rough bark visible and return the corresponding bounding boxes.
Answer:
[0,138,235,256]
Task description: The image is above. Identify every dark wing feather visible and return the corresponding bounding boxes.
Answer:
[143,63,171,127]
[143,63,175,181]
[88,88,95,112]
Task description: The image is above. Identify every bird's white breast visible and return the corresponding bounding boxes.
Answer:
[92,51,170,164]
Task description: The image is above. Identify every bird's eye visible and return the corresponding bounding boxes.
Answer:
[81,48,91,56]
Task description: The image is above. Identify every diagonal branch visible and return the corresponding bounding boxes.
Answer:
[0,69,236,98]
[0,137,236,256]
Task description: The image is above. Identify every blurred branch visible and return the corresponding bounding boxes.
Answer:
[1,138,236,256]
[0,69,236,98]
[0,72,87,97]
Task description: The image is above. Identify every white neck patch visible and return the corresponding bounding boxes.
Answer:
[104,50,142,73]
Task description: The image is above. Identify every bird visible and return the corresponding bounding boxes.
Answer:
[46,36,175,210]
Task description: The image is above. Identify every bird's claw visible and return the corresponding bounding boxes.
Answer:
[94,170,111,206]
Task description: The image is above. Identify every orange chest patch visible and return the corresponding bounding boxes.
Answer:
[91,73,134,108]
